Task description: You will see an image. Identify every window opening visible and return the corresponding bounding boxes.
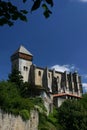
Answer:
[38,71,41,76]
[48,73,50,78]
[23,66,28,71]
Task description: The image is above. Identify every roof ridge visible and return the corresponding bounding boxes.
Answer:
[13,45,33,56]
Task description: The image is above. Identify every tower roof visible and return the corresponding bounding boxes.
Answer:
[14,45,33,56]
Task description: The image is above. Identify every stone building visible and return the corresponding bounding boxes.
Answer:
[11,45,83,114]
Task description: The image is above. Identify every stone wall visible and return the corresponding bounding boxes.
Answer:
[0,109,39,130]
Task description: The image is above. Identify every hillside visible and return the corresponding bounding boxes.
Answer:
[0,80,87,130]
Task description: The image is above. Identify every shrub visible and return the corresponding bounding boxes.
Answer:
[19,109,30,121]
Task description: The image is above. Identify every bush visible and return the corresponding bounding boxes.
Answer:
[0,81,33,120]
[19,109,30,121]
[40,128,48,130]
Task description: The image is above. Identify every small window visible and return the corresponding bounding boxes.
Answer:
[57,76,59,82]
[38,71,41,76]
[23,66,26,71]
[48,73,50,78]
[57,76,59,79]
[23,66,28,71]
[26,67,28,71]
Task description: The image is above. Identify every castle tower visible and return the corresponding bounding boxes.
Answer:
[11,45,33,82]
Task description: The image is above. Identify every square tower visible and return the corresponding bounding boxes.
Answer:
[11,45,33,82]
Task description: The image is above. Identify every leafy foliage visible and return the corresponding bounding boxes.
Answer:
[20,82,32,97]
[38,107,58,130]
[0,81,20,110]
[31,0,41,11]
[42,4,52,18]
[0,81,45,121]
[19,109,30,121]
[58,99,87,130]
[47,107,58,127]
[8,67,23,87]
[79,94,87,109]
[0,1,27,26]
[0,80,57,129]
[0,0,54,26]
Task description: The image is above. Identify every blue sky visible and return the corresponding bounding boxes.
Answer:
[0,0,87,92]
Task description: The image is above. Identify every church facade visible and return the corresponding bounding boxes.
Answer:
[11,45,83,114]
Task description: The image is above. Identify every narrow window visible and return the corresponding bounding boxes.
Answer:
[57,76,59,82]
[38,71,41,76]
[23,66,26,71]
[26,67,28,71]
[48,73,50,78]
[23,66,28,71]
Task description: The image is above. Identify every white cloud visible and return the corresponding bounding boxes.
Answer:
[82,83,87,93]
[51,64,77,73]
[82,83,87,87]
[82,74,87,79]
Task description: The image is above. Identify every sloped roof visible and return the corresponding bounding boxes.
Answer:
[14,45,33,56]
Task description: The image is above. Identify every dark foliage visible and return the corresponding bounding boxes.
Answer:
[0,81,46,121]
[0,1,27,26]
[38,107,58,130]
[58,99,87,130]
[0,0,53,26]
[8,67,23,87]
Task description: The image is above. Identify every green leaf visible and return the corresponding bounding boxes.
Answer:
[43,10,52,18]
[48,10,52,14]
[31,0,41,11]
[45,0,53,7]
[42,4,52,18]
[19,15,27,22]
[43,11,50,18]
[12,14,18,20]
[42,4,48,10]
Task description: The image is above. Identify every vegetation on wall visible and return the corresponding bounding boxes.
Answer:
[0,79,87,129]
[0,81,45,121]
[8,67,23,87]
[0,68,87,129]
[38,107,59,130]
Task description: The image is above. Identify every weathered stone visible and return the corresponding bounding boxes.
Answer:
[0,109,39,130]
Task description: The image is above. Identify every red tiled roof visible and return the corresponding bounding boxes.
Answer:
[53,93,82,98]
